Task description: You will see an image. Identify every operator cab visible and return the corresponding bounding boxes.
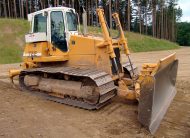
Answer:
[25,7,78,52]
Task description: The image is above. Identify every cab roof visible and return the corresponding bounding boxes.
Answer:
[27,7,75,21]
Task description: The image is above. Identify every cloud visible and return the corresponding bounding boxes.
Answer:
[181,16,190,22]
[178,0,190,21]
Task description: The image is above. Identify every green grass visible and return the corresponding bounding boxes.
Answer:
[0,19,179,64]
[0,18,29,64]
[87,26,179,52]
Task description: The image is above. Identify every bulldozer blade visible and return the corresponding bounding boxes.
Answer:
[138,55,178,134]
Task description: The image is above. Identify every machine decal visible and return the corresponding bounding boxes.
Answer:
[23,52,42,57]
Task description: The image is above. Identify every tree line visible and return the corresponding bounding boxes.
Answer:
[176,22,190,46]
[0,0,182,42]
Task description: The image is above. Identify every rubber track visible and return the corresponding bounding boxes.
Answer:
[19,66,117,110]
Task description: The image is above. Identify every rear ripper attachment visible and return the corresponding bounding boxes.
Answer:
[19,66,117,110]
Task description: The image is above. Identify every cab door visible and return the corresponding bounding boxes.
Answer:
[50,11,68,52]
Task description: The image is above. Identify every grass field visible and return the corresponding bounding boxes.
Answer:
[0,19,29,64]
[0,19,179,64]
[87,26,179,52]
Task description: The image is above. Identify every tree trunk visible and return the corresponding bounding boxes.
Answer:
[26,0,28,15]
[7,0,11,17]
[152,0,156,37]
[142,9,144,34]
[165,10,168,39]
[19,0,22,18]
[30,0,32,13]
[22,0,24,18]
[145,0,148,34]
[172,8,175,41]
[91,0,93,25]
[158,13,161,38]
[128,0,131,31]
[9,0,13,17]
[115,0,118,12]
[95,0,98,25]
[31,0,35,12]
[72,0,74,8]
[13,0,17,18]
[109,0,112,29]
[3,0,7,17]
[48,0,50,7]
[138,0,141,34]
[40,0,43,9]
[87,1,90,25]
[54,0,57,7]
[0,5,1,17]
[161,0,164,39]
[57,0,59,6]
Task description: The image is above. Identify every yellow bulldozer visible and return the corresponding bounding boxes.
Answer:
[9,7,178,134]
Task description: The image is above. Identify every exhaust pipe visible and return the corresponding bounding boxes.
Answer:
[82,9,88,35]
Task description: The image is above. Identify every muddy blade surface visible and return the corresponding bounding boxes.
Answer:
[138,59,178,134]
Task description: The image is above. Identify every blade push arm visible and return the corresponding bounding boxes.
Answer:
[112,13,130,55]
[96,8,120,77]
[96,8,116,59]
[112,13,135,76]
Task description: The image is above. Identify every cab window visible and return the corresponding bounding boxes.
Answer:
[33,13,47,33]
[66,12,77,31]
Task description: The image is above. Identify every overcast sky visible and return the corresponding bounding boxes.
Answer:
[178,0,190,22]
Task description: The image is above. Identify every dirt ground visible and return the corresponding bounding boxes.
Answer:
[0,47,189,138]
